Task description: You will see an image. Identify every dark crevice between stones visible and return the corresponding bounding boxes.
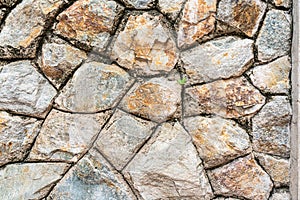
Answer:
[0,109,46,120]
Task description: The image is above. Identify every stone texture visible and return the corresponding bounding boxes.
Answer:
[55,62,134,113]
[0,163,69,200]
[217,0,267,37]
[28,110,111,162]
[181,36,254,84]
[123,122,213,199]
[269,190,291,200]
[0,61,57,118]
[120,77,181,123]
[272,0,291,8]
[121,0,154,9]
[214,198,241,200]
[247,56,291,94]
[208,155,273,200]
[111,13,178,76]
[95,109,156,171]
[0,111,42,166]
[184,116,251,168]
[49,148,137,200]
[256,9,291,62]
[0,0,18,7]
[184,77,266,118]
[157,0,185,20]
[252,96,291,157]
[177,0,217,48]
[54,0,124,52]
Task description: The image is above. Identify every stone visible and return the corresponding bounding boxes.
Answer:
[269,190,291,200]
[0,111,42,166]
[0,0,66,58]
[48,148,137,200]
[214,198,241,200]
[208,155,273,200]
[0,61,57,118]
[184,77,266,118]
[111,13,178,76]
[217,0,267,37]
[272,0,291,8]
[247,56,291,94]
[177,0,217,48]
[181,36,254,84]
[184,116,251,168]
[157,0,185,20]
[28,109,111,162]
[252,96,291,157]
[123,122,213,199]
[39,42,87,89]
[0,163,69,200]
[121,0,155,9]
[55,62,134,113]
[95,109,156,171]
[0,0,18,7]
[120,77,181,123]
[54,0,124,52]
[256,9,291,62]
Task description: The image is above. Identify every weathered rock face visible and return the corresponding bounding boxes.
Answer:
[0,61,57,118]
[181,36,254,84]
[121,0,154,9]
[214,198,241,200]
[123,122,213,199]
[55,62,134,113]
[269,190,291,200]
[272,0,291,8]
[0,0,18,7]
[157,0,185,20]
[111,13,178,76]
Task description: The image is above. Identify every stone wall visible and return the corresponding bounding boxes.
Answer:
[0,0,294,199]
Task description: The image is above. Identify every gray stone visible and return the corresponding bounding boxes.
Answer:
[123,122,213,199]
[272,0,291,8]
[0,0,18,7]
[181,36,254,84]
[121,0,154,9]
[157,0,185,20]
[0,61,57,118]
[55,62,134,113]
[214,198,241,200]
[269,190,291,200]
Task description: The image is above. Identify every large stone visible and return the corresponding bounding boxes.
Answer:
[0,61,57,118]
[54,0,124,52]
[157,0,185,20]
[111,13,178,76]
[120,77,181,123]
[269,190,291,200]
[123,122,213,199]
[0,0,18,7]
[184,77,265,118]
[247,56,291,94]
[48,148,137,200]
[121,0,154,9]
[208,155,273,200]
[256,9,291,62]
[217,0,266,37]
[181,36,254,84]
[55,62,134,113]
[252,96,291,157]
[0,163,69,199]
[184,116,251,168]
[95,109,156,171]
[28,109,111,162]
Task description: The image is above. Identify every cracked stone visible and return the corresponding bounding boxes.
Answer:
[181,36,254,84]
[55,61,134,113]
[256,9,291,62]
[157,0,185,21]
[0,0,18,7]
[0,163,69,200]
[28,109,111,162]
[95,109,156,171]
[252,96,291,157]
[54,0,124,52]
[184,77,266,118]
[217,0,266,37]
[121,0,155,9]
[269,190,291,200]
[0,61,57,118]
[184,116,251,168]
[208,155,273,200]
[123,122,213,199]
[48,148,137,200]
[111,13,178,76]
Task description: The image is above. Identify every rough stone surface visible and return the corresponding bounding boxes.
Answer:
[111,13,178,76]
[157,0,185,20]
[49,148,137,200]
[123,122,213,199]
[0,61,57,118]
[269,190,291,200]
[184,77,266,118]
[95,109,156,171]
[256,9,291,62]
[217,0,267,37]
[0,0,18,7]
[121,0,154,9]
[184,116,251,168]
[28,110,111,162]
[55,62,134,113]
[252,96,291,157]
[214,198,241,200]
[181,36,254,84]
[208,155,273,200]
[272,0,291,8]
